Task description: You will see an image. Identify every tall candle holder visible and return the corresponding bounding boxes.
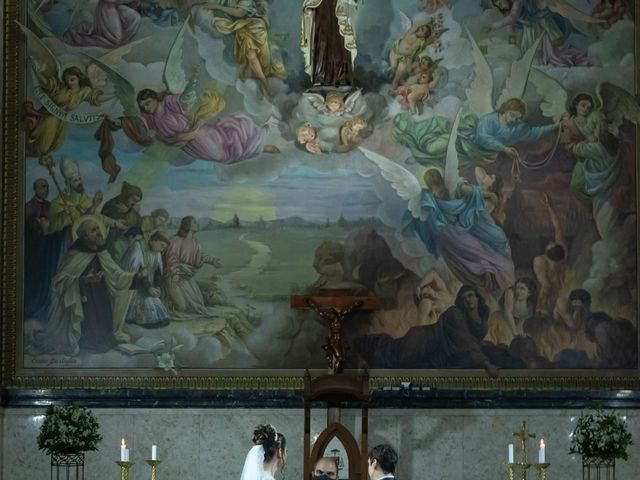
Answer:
[533,463,550,480]
[115,461,134,480]
[146,459,161,480]
[508,462,532,480]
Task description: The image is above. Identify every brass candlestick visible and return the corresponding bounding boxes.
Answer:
[533,462,550,480]
[116,461,135,480]
[508,462,531,480]
[146,459,161,480]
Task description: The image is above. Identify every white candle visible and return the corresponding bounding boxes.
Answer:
[539,439,545,463]
[120,439,126,461]
[151,445,157,461]
[124,448,130,462]
[508,444,514,463]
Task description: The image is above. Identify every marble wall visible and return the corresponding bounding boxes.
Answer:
[2,407,640,480]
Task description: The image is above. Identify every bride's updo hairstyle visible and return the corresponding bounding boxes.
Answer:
[253,424,286,462]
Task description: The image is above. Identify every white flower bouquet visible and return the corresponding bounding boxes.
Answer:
[37,405,103,455]
[570,408,632,460]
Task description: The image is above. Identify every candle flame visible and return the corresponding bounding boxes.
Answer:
[540,439,545,448]
[121,438,126,448]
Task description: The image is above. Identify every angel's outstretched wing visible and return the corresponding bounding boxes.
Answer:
[597,82,640,136]
[545,0,605,24]
[302,92,329,113]
[85,55,138,116]
[27,1,55,38]
[86,37,149,88]
[465,28,493,118]
[163,16,191,94]
[344,89,362,114]
[16,20,61,84]
[444,108,463,199]
[528,68,568,123]
[398,10,413,35]
[358,146,424,220]
[495,35,542,109]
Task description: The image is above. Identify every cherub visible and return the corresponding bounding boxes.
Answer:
[337,116,370,150]
[407,55,442,82]
[296,122,324,155]
[303,89,362,117]
[389,13,447,88]
[390,71,440,114]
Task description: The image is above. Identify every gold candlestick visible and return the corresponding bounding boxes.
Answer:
[508,462,531,480]
[146,459,162,480]
[533,463,550,480]
[116,461,135,480]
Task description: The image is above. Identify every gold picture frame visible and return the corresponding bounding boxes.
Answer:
[2,0,640,391]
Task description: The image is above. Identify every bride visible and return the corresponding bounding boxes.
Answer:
[241,425,287,480]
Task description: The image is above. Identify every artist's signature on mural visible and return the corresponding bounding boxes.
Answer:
[31,356,80,367]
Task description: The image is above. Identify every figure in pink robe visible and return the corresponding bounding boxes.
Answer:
[64,0,141,48]
[136,83,279,165]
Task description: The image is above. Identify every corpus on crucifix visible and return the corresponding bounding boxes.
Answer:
[301,0,359,87]
[291,289,379,374]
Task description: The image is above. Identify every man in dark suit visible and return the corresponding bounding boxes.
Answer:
[367,444,398,480]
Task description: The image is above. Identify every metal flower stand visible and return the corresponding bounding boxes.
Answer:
[583,456,615,480]
[51,452,84,480]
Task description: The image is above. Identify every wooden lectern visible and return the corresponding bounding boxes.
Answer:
[291,289,380,480]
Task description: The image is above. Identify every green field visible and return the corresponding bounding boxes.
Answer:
[196,225,352,299]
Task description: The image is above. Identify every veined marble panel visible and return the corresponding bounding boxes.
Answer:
[2,408,639,480]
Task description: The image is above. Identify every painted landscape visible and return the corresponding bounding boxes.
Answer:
[16,0,638,374]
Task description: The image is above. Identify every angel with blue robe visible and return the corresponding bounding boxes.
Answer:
[392,31,559,169]
[486,0,603,67]
[360,111,515,295]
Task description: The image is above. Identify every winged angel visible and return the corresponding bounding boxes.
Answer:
[392,30,559,169]
[302,89,363,117]
[17,21,140,161]
[94,20,280,173]
[529,68,640,238]
[360,111,515,296]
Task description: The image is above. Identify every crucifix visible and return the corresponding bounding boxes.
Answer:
[290,289,380,374]
[292,289,379,480]
[513,421,536,464]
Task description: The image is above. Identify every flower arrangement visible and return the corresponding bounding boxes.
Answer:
[37,405,103,455]
[569,408,633,460]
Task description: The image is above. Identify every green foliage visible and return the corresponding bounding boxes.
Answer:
[37,405,103,455]
[569,408,632,460]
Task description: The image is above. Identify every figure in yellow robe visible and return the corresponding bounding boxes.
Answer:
[204,0,286,96]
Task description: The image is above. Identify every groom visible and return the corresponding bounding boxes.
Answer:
[367,445,398,480]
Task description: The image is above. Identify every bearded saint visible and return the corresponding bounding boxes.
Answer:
[29,219,145,356]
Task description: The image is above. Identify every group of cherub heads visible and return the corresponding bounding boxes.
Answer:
[297,89,370,155]
[297,116,369,155]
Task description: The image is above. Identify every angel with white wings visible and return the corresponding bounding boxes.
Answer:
[486,0,604,67]
[302,89,363,117]
[529,69,640,238]
[360,111,515,295]
[18,22,120,161]
[389,12,447,89]
[392,31,560,169]
[93,21,280,171]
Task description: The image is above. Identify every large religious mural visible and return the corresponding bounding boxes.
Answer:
[11,0,639,378]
